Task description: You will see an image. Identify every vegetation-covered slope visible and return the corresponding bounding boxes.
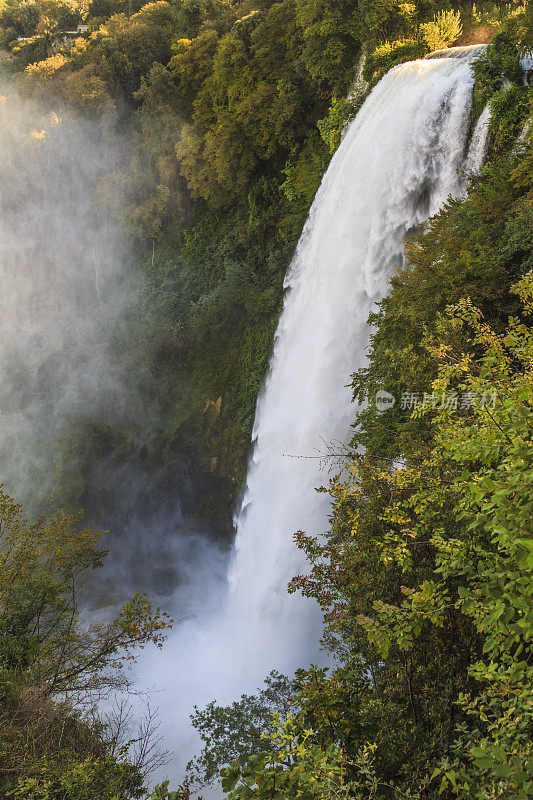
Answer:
[0,490,173,798]
[0,1,531,798]
[1,0,528,528]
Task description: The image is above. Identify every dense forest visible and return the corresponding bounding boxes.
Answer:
[0,0,531,798]
[0,0,529,526]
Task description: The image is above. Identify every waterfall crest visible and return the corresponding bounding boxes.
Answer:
[138,48,484,788]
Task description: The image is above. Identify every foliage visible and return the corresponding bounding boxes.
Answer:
[8,756,145,799]
[488,82,530,155]
[316,94,364,155]
[172,0,356,208]
[288,290,533,796]
[220,714,352,800]
[0,489,172,797]
[0,0,80,45]
[355,0,418,44]
[187,671,295,787]
[358,277,533,799]
[280,130,328,215]
[148,779,204,799]
[472,28,525,119]
[419,10,463,52]
[131,207,289,510]
[363,37,427,84]
[0,490,171,698]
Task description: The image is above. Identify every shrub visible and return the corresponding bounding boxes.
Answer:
[363,37,427,83]
[419,10,462,52]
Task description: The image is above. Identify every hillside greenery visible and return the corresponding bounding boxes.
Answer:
[0,0,531,797]
[0,489,173,798]
[0,0,527,529]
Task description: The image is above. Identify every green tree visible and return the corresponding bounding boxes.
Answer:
[187,671,295,787]
[0,489,172,797]
[359,275,533,799]
[220,715,353,800]
[419,10,462,52]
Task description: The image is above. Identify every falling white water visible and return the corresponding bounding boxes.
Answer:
[226,46,482,674]
[465,105,491,173]
[137,48,484,791]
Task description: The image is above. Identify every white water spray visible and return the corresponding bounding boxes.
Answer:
[465,104,491,173]
[138,48,484,789]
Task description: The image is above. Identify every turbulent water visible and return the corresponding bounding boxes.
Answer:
[137,47,486,790]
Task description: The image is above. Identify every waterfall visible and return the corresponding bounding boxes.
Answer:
[225,46,480,671]
[137,47,484,790]
[465,105,491,173]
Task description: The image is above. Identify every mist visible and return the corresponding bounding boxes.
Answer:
[0,86,227,615]
[0,90,129,511]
